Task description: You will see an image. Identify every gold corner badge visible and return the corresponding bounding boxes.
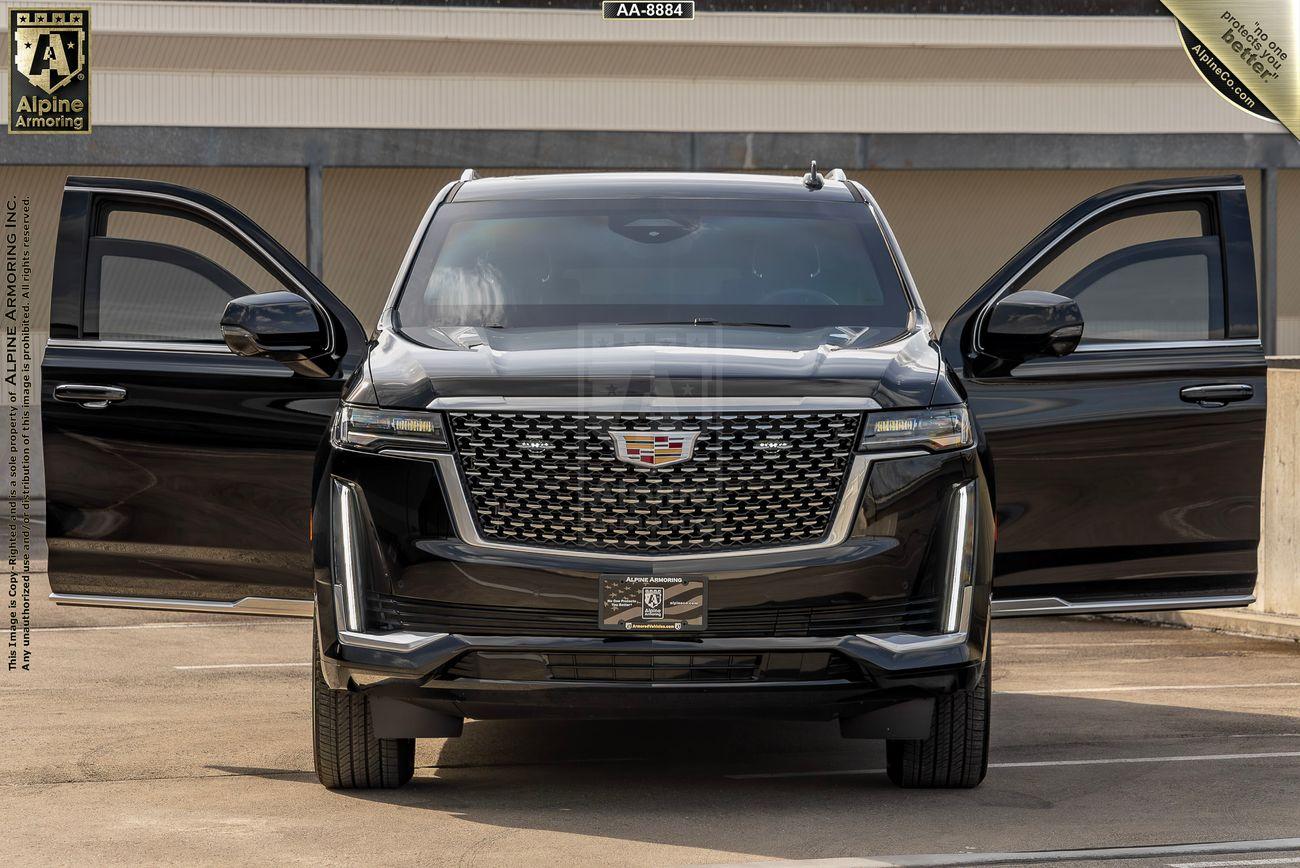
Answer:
[1163,1,1294,136]
[9,8,91,134]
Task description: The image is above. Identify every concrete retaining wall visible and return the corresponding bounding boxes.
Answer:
[1258,364,1300,617]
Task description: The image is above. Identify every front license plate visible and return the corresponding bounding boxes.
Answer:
[599,574,706,633]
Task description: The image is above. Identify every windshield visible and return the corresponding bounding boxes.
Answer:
[393,198,913,339]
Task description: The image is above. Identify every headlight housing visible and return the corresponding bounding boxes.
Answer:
[858,406,972,453]
[333,406,449,453]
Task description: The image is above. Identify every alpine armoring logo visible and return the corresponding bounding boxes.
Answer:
[9,9,90,134]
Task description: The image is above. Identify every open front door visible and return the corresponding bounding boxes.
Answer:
[42,177,367,615]
[940,176,1266,617]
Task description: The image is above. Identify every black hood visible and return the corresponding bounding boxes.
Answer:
[360,324,943,410]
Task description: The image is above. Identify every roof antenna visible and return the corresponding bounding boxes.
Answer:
[802,160,824,190]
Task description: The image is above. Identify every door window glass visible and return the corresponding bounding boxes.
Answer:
[88,206,289,343]
[1017,205,1223,345]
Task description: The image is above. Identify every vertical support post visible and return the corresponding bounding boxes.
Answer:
[305,162,325,279]
[1261,165,1278,356]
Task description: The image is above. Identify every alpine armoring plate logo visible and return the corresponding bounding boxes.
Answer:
[610,430,700,469]
[9,9,90,134]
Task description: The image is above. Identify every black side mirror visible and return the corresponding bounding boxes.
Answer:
[982,290,1084,365]
[220,291,332,377]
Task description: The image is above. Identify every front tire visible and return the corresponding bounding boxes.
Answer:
[885,653,991,789]
[311,626,415,789]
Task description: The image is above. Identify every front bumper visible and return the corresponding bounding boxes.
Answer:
[312,440,993,721]
[319,611,985,724]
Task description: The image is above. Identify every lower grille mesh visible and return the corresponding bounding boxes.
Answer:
[368,593,939,639]
[445,650,862,683]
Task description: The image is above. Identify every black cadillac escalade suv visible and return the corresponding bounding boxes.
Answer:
[43,170,1266,790]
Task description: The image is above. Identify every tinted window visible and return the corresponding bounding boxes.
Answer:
[87,207,289,343]
[395,199,912,337]
[1017,204,1223,345]
[97,251,248,342]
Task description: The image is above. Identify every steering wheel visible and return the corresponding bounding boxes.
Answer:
[757,287,840,306]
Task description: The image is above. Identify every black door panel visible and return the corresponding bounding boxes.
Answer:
[969,345,1264,599]
[43,346,343,601]
[43,177,367,606]
[942,177,1265,610]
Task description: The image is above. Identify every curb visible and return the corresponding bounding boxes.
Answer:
[1108,607,1300,643]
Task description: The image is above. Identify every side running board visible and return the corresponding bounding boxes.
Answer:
[49,593,314,617]
[991,594,1255,618]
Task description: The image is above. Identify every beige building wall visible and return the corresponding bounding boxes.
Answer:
[6,165,1269,341]
[321,167,1264,334]
[865,169,1263,328]
[2,166,306,341]
[0,3,1273,134]
[1275,171,1300,353]
[323,168,576,329]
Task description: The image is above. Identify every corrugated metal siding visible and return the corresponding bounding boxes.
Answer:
[1,4,1265,133]
[93,38,1191,82]
[30,4,1180,46]
[0,73,1262,133]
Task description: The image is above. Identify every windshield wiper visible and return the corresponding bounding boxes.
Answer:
[619,318,791,329]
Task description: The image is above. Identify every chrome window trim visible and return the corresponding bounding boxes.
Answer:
[66,184,336,355]
[49,592,314,617]
[971,184,1248,356]
[46,337,234,354]
[990,594,1255,617]
[376,180,459,334]
[424,395,883,412]
[850,179,929,327]
[373,448,926,564]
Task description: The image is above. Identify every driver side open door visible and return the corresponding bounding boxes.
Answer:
[42,177,367,615]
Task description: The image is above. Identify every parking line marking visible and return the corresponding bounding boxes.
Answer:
[1169,859,1300,867]
[998,682,1300,695]
[173,662,310,670]
[725,750,1300,779]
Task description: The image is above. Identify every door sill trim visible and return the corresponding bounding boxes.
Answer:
[991,594,1255,618]
[48,593,314,618]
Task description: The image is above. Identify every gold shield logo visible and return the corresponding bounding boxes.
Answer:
[13,10,86,95]
[610,430,700,469]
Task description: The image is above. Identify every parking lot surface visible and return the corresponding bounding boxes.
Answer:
[5,575,1300,867]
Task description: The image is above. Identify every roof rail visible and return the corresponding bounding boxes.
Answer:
[825,168,847,182]
[459,168,480,182]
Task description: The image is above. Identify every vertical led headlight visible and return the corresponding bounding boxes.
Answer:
[943,481,978,635]
[330,478,368,633]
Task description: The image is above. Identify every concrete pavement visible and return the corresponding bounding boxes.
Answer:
[4,575,1300,866]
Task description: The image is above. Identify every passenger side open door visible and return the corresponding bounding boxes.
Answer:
[940,176,1266,617]
[42,177,367,615]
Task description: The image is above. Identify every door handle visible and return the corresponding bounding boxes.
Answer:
[1179,384,1253,408]
[53,384,127,409]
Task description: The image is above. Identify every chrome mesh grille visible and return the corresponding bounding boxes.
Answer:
[448,411,861,554]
